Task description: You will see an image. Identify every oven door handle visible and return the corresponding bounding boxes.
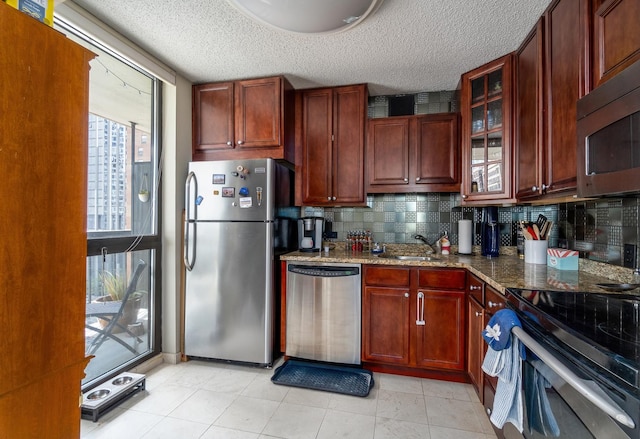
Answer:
[512,326,636,429]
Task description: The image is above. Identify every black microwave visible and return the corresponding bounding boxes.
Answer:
[577,59,640,197]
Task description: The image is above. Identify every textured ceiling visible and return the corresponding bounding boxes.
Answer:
[69,0,551,95]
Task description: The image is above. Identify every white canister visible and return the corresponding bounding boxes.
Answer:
[524,240,548,264]
[300,237,313,249]
[458,219,473,254]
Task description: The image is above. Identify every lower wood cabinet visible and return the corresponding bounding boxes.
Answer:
[362,265,466,374]
[467,292,485,398]
[466,272,506,404]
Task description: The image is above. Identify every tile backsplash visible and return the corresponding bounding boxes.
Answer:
[294,194,640,268]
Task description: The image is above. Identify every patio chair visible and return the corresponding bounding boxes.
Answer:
[85,259,147,355]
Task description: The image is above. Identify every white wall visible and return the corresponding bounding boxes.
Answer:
[161,75,192,362]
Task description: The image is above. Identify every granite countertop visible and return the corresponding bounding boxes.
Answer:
[281,244,639,296]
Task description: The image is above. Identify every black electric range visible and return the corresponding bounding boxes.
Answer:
[506,288,640,394]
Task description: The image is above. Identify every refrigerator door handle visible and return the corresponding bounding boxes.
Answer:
[184,171,197,271]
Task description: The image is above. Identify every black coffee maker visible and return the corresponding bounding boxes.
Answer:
[481,206,500,257]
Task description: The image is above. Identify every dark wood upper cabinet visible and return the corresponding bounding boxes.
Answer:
[515,20,544,200]
[193,82,235,153]
[515,0,588,201]
[367,117,411,187]
[298,84,367,206]
[460,54,515,204]
[592,0,640,89]
[192,76,294,162]
[367,113,460,193]
[544,0,588,196]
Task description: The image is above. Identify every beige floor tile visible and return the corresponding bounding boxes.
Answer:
[425,396,486,433]
[328,386,378,416]
[471,401,498,437]
[81,409,163,439]
[201,425,260,439]
[376,389,428,424]
[214,396,280,433]
[283,387,332,408]
[317,409,375,439]
[378,373,424,394]
[421,379,472,401]
[140,416,209,438]
[374,417,431,439]
[202,368,260,394]
[261,402,326,439]
[163,362,220,387]
[168,388,237,424]
[242,373,290,402]
[121,383,197,415]
[82,361,496,439]
[428,425,491,439]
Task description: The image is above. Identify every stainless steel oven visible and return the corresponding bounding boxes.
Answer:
[505,288,640,439]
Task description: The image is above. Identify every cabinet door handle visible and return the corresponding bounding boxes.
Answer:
[532,185,540,192]
[226,141,233,146]
[416,291,425,326]
[487,300,503,308]
[475,311,482,317]
[332,196,336,201]
[470,285,482,291]
[542,183,551,191]
[462,194,468,199]
[415,177,421,182]
[403,178,409,183]
[237,140,244,145]
[327,196,332,201]
[404,292,409,298]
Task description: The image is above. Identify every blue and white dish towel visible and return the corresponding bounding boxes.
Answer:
[482,309,525,433]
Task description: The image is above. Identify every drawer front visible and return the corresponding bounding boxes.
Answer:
[485,285,506,315]
[364,265,411,287]
[417,268,466,290]
[468,273,484,305]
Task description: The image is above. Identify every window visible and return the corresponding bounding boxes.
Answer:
[55,20,162,389]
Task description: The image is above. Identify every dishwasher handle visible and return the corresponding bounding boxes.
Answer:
[288,265,360,277]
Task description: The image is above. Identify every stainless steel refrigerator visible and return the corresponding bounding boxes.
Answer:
[183,158,293,366]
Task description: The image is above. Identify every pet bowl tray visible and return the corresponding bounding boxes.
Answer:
[81,372,146,422]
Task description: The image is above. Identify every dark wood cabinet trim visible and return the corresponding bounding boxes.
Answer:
[592,0,640,88]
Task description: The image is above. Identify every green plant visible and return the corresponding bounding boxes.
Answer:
[100,271,145,301]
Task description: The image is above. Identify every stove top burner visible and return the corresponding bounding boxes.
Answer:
[597,322,640,343]
[507,288,640,390]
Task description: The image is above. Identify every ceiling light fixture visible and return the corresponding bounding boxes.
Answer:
[227,0,384,35]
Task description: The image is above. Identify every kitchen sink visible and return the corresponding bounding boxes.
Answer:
[377,254,440,261]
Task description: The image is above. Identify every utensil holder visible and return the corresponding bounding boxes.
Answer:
[525,240,548,264]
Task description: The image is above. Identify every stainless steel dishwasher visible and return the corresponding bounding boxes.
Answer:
[286,261,361,365]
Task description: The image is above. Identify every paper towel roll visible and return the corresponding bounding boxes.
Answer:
[458,219,472,254]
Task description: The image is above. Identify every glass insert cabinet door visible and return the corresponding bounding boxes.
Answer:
[461,54,514,203]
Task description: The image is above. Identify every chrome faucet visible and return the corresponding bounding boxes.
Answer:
[414,234,438,254]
